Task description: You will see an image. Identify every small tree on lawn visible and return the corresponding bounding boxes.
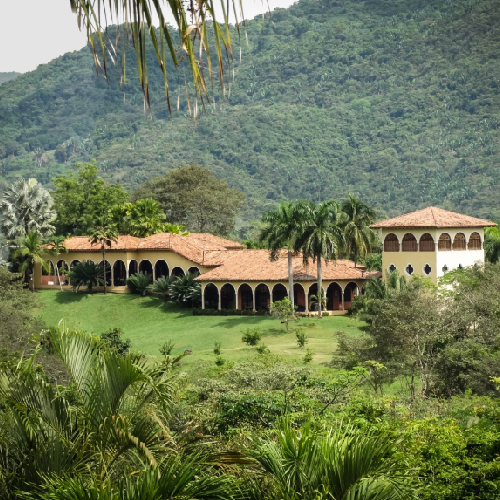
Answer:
[270,298,297,331]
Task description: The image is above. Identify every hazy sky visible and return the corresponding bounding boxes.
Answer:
[0,0,297,73]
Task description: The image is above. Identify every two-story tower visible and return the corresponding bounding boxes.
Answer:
[370,207,496,283]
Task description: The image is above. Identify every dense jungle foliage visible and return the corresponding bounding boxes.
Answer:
[1,0,500,234]
[0,73,20,86]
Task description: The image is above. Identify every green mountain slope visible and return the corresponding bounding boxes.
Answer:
[0,72,21,86]
[1,0,500,232]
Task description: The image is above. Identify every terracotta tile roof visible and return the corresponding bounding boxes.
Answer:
[370,206,496,229]
[52,233,243,265]
[195,250,371,282]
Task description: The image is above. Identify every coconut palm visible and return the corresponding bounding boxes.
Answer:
[252,419,410,500]
[341,193,377,267]
[0,178,55,239]
[296,201,344,319]
[260,201,306,311]
[70,1,244,109]
[12,232,50,292]
[88,219,118,294]
[485,226,500,263]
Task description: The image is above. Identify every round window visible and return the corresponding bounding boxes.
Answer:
[405,264,414,275]
[423,264,432,275]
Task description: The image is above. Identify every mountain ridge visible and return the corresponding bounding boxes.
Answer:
[1,0,499,235]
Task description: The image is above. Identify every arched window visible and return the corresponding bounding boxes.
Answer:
[255,284,271,311]
[272,284,288,302]
[187,266,200,277]
[154,260,169,279]
[220,283,236,309]
[113,260,127,286]
[468,232,482,250]
[419,233,435,252]
[438,233,451,251]
[453,233,466,250]
[204,283,219,309]
[402,233,418,252]
[384,233,399,252]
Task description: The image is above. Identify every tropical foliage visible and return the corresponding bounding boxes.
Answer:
[67,260,104,293]
[12,232,50,292]
[169,273,201,307]
[127,272,153,296]
[0,179,55,239]
[88,219,118,294]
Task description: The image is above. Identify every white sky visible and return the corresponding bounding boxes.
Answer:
[0,0,297,73]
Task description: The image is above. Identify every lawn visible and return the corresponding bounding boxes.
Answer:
[37,290,366,368]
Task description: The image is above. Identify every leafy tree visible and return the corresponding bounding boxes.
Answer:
[110,198,187,237]
[260,201,305,310]
[485,226,500,263]
[252,419,410,500]
[127,272,153,296]
[269,298,296,331]
[169,273,201,307]
[341,193,377,266]
[0,178,55,239]
[241,328,262,346]
[12,232,50,292]
[88,218,118,294]
[51,163,128,235]
[133,165,245,236]
[67,260,104,293]
[100,328,131,355]
[296,200,344,318]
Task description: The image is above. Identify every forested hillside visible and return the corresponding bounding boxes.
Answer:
[0,72,20,86]
[1,0,500,233]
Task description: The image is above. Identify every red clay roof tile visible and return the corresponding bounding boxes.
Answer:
[370,206,496,229]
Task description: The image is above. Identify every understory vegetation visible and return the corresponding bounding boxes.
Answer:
[1,261,500,498]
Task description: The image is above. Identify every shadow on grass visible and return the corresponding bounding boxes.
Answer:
[52,291,90,303]
[210,316,271,329]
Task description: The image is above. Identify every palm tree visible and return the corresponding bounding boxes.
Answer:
[485,226,500,263]
[0,326,241,497]
[47,235,68,290]
[88,219,118,295]
[260,201,305,310]
[0,178,55,239]
[70,1,244,109]
[12,232,50,292]
[341,193,377,267]
[67,260,104,293]
[296,200,344,318]
[252,419,409,500]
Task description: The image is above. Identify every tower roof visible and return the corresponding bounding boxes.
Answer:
[370,206,496,229]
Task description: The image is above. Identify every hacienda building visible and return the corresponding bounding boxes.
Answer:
[371,206,496,283]
[35,206,496,311]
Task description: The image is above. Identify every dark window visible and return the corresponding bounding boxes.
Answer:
[442,264,448,272]
[405,264,414,275]
[388,264,397,273]
[424,264,432,275]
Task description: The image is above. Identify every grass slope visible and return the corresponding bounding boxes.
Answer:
[37,290,364,367]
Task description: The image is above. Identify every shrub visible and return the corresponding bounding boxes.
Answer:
[170,273,201,307]
[159,339,175,357]
[127,272,152,296]
[67,260,103,293]
[256,343,270,355]
[303,348,314,364]
[215,356,226,366]
[270,298,296,330]
[242,327,262,346]
[100,327,131,355]
[213,342,221,355]
[148,276,174,302]
[295,328,308,348]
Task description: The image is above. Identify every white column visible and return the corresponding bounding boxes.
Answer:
[252,287,256,311]
[305,293,309,312]
[111,263,114,288]
[201,286,205,309]
[218,286,221,310]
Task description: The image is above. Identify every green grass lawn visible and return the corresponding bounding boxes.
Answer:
[37,290,366,368]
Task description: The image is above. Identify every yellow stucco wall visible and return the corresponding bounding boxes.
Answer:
[35,249,212,292]
[380,227,485,284]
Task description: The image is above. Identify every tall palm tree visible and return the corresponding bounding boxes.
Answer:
[0,178,55,239]
[341,193,377,267]
[88,219,118,295]
[296,200,344,318]
[484,226,500,263]
[252,419,409,500]
[70,1,244,109]
[47,235,68,290]
[260,201,305,310]
[12,232,50,292]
